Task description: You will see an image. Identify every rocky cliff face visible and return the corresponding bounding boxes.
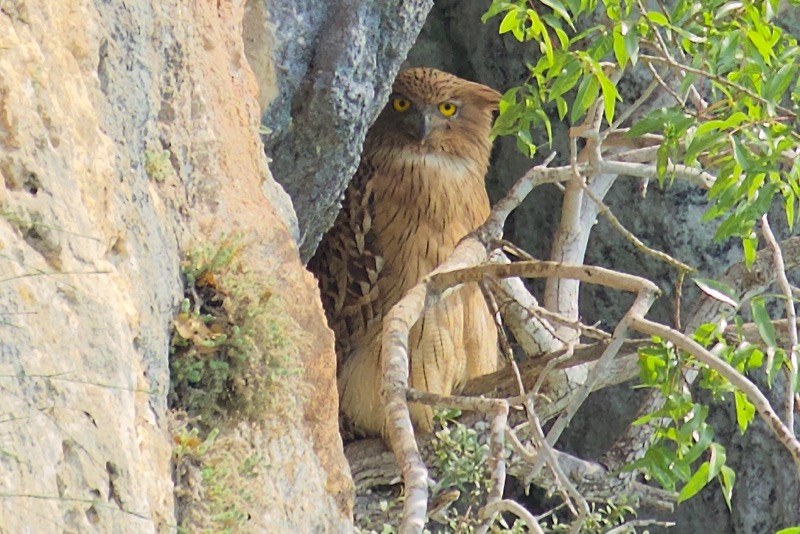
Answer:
[0,0,351,530]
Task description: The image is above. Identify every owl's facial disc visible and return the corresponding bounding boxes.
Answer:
[402,106,457,147]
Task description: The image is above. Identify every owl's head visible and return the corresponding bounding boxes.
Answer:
[367,68,502,158]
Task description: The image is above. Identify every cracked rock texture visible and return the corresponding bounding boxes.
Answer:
[259,0,434,260]
[0,0,354,530]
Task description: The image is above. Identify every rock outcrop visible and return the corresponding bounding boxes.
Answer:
[0,0,352,530]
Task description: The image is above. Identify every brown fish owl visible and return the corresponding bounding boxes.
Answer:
[309,67,502,437]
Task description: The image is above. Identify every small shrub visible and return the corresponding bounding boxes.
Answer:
[144,149,174,182]
[168,237,300,426]
[171,416,263,533]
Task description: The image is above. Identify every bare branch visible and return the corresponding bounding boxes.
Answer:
[481,499,544,533]
[598,160,715,189]
[403,389,511,529]
[640,54,797,119]
[761,215,798,435]
[630,316,800,474]
[606,519,677,533]
[576,173,696,273]
[604,79,662,137]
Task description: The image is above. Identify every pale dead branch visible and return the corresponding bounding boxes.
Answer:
[630,316,800,474]
[761,215,798,435]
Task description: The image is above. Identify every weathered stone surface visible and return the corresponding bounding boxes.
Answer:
[258,0,434,260]
[1,0,351,531]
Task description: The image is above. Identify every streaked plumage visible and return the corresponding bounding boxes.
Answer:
[308,67,502,436]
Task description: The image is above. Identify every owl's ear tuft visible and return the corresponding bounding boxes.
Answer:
[468,83,503,112]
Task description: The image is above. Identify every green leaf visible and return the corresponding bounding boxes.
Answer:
[722,111,751,130]
[746,347,764,369]
[731,137,752,172]
[746,29,774,65]
[549,58,582,99]
[555,96,568,119]
[764,64,798,101]
[627,107,691,137]
[482,0,514,22]
[623,21,639,65]
[695,119,726,137]
[613,25,628,67]
[656,143,669,184]
[539,0,574,29]
[497,86,519,113]
[742,234,757,269]
[715,1,744,20]
[776,528,800,534]
[751,297,777,348]
[767,349,786,387]
[647,446,679,490]
[537,108,553,145]
[646,11,669,25]
[571,75,599,123]
[719,465,736,511]
[694,322,721,345]
[734,391,756,433]
[678,461,711,503]
[597,70,619,124]
[682,424,714,464]
[716,32,741,74]
[499,9,524,41]
[685,131,725,165]
[515,129,537,158]
[693,278,739,308]
[708,442,727,479]
[671,25,706,45]
[491,102,522,137]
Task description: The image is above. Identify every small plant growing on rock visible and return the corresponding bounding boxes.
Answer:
[168,237,299,426]
[171,416,262,533]
[168,238,304,532]
[144,149,174,182]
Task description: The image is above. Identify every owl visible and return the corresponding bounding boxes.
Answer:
[308,67,502,437]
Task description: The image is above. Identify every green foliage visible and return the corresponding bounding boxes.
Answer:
[484,0,624,153]
[485,0,800,516]
[172,421,263,533]
[169,238,300,426]
[634,337,735,507]
[633,292,795,509]
[144,149,174,182]
[484,0,800,249]
[432,409,491,496]
[426,410,491,531]
[542,500,636,533]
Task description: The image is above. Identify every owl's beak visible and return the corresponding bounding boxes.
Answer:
[416,111,433,144]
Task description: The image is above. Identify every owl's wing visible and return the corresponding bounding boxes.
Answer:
[307,159,385,363]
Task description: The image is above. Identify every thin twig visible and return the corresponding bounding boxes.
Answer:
[526,397,589,519]
[640,54,797,118]
[404,389,510,534]
[644,61,684,106]
[761,214,797,435]
[631,316,800,473]
[598,159,715,189]
[480,499,544,533]
[603,78,661,139]
[576,174,696,273]
[605,519,677,533]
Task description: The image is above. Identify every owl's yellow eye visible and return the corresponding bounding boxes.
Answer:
[392,97,411,113]
[438,102,458,117]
